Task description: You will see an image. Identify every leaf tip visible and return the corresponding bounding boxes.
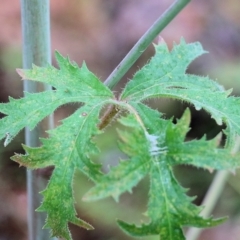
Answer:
[75,218,94,231]
[54,50,62,58]
[157,35,166,45]
[112,194,120,202]
[3,132,14,147]
[180,37,186,44]
[55,50,66,66]
[82,194,91,202]
[213,116,223,126]
[16,68,25,79]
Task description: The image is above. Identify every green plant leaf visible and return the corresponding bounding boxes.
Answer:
[117,110,229,240]
[1,40,240,240]
[118,159,225,240]
[0,51,113,146]
[84,103,169,202]
[86,107,236,239]
[0,52,114,239]
[84,112,152,202]
[13,105,104,239]
[165,108,240,170]
[120,39,240,147]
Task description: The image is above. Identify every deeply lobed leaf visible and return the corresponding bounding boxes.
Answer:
[17,52,113,99]
[120,39,222,101]
[118,159,225,240]
[13,105,104,240]
[86,107,239,239]
[120,39,240,147]
[165,109,240,170]
[1,52,114,239]
[1,40,240,240]
[0,52,113,146]
[84,113,152,202]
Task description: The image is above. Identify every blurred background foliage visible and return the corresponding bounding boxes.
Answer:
[0,0,240,239]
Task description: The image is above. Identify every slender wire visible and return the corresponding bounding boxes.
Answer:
[104,0,191,89]
[186,136,240,240]
[20,0,55,239]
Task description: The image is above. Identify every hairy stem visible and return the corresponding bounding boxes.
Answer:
[104,0,191,89]
[98,104,120,130]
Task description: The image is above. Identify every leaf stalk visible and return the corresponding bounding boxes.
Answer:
[100,0,191,129]
[104,0,191,89]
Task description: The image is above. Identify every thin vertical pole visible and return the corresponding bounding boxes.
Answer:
[20,0,55,239]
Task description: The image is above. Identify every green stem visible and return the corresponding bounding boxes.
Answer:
[104,0,191,89]
[20,0,55,239]
[186,136,240,240]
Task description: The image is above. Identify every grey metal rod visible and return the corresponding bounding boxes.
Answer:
[20,0,55,239]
